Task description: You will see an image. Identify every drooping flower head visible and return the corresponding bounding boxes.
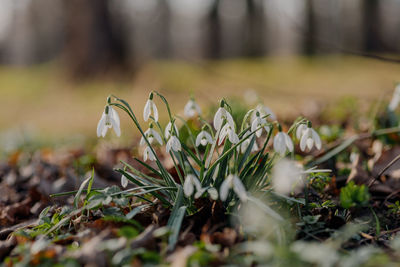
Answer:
[219,174,247,202]
[166,135,181,153]
[165,121,179,140]
[272,159,303,195]
[140,124,163,146]
[183,174,203,197]
[143,92,159,122]
[297,122,321,152]
[196,127,213,147]
[253,104,277,121]
[121,174,128,188]
[213,100,235,131]
[97,105,121,137]
[251,111,270,138]
[273,124,294,156]
[184,98,202,118]
[219,123,239,145]
[143,146,156,162]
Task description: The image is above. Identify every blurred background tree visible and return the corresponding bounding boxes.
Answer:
[0,0,399,79]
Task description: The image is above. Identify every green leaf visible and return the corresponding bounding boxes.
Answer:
[74,175,93,209]
[167,206,186,251]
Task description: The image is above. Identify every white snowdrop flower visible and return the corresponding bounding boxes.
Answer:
[238,131,258,154]
[272,159,303,195]
[196,130,213,147]
[143,146,156,161]
[121,174,128,188]
[389,84,400,111]
[213,105,235,131]
[183,174,203,197]
[166,135,181,153]
[273,130,294,156]
[220,174,247,202]
[207,187,219,200]
[218,123,239,145]
[296,124,308,139]
[251,112,270,138]
[299,126,322,152]
[140,127,163,146]
[184,99,202,118]
[97,106,121,137]
[143,93,158,122]
[254,104,276,121]
[164,121,179,140]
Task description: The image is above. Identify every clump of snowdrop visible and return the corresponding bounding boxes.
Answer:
[143,92,159,122]
[296,122,322,152]
[273,125,294,156]
[220,174,247,202]
[184,98,202,118]
[388,84,400,111]
[97,92,329,229]
[97,105,121,137]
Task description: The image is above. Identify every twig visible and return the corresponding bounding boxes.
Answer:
[368,153,400,188]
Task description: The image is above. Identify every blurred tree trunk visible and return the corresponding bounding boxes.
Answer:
[63,0,129,79]
[363,0,381,52]
[207,0,221,59]
[245,0,264,57]
[304,0,316,55]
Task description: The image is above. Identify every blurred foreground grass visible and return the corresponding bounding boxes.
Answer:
[1,56,399,150]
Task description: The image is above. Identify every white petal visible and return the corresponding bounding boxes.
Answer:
[172,136,181,151]
[166,139,172,153]
[184,100,193,117]
[121,175,128,188]
[296,124,307,139]
[194,188,206,199]
[300,129,310,151]
[219,175,233,201]
[228,130,239,144]
[312,129,322,150]
[165,122,172,139]
[96,114,106,137]
[226,112,235,129]
[143,100,151,121]
[207,187,219,200]
[152,101,159,122]
[284,133,294,152]
[233,176,247,202]
[110,117,121,137]
[143,147,148,161]
[251,118,259,133]
[306,138,314,150]
[213,108,224,130]
[218,125,229,145]
[205,132,213,144]
[273,133,285,156]
[110,107,120,128]
[192,176,203,192]
[152,130,163,145]
[184,175,194,197]
[195,131,203,147]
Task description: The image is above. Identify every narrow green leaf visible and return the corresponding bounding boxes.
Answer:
[74,175,92,209]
